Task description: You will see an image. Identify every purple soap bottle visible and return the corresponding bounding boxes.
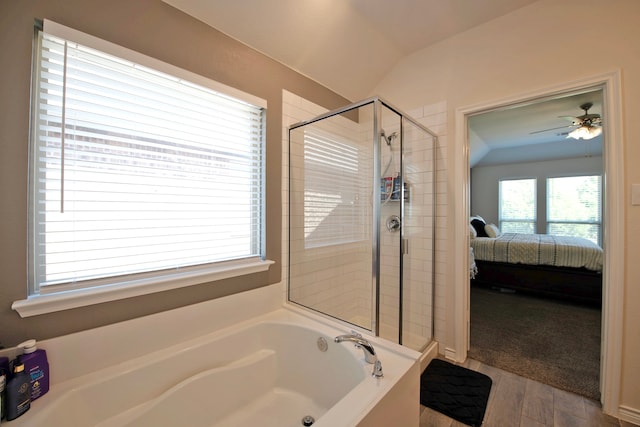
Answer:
[17,340,49,401]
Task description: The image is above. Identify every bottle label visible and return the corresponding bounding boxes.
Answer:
[30,367,44,382]
[27,362,48,399]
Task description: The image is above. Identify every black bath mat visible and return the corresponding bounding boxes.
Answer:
[420,359,492,427]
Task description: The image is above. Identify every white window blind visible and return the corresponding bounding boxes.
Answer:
[303,128,367,248]
[547,175,602,245]
[499,178,536,233]
[29,24,266,295]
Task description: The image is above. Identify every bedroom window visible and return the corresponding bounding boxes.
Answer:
[21,20,269,314]
[499,178,536,233]
[547,175,602,245]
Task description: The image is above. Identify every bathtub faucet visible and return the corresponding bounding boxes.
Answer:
[334,334,378,364]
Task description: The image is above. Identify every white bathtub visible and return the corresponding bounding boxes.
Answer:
[8,306,421,427]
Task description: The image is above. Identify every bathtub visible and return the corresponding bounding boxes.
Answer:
[8,306,421,427]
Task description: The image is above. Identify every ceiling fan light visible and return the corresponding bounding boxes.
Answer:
[568,125,602,140]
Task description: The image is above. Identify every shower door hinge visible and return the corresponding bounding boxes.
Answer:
[402,238,409,255]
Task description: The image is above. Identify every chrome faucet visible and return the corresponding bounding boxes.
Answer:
[334,334,378,364]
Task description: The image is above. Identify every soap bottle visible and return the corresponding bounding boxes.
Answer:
[0,356,9,422]
[5,360,30,421]
[17,340,49,401]
[0,366,5,423]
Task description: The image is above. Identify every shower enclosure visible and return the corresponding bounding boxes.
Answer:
[288,97,437,352]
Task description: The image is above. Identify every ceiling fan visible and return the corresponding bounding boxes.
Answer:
[531,102,603,140]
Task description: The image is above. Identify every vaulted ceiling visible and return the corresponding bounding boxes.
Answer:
[162,0,539,100]
[162,0,603,166]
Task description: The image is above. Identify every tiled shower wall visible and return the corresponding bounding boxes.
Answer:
[282,90,448,350]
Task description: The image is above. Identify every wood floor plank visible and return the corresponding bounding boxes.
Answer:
[520,415,549,427]
[522,379,554,425]
[553,388,587,420]
[583,398,621,427]
[484,369,527,426]
[419,406,452,427]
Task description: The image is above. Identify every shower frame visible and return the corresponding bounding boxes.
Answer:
[287,96,437,349]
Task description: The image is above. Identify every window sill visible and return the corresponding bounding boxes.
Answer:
[12,259,275,318]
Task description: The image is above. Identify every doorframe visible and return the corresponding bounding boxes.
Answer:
[451,70,624,415]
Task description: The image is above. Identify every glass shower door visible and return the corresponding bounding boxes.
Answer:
[377,106,402,343]
[288,102,375,331]
[400,118,436,351]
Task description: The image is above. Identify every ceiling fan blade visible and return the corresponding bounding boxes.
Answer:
[581,113,601,121]
[559,115,582,124]
[529,124,573,135]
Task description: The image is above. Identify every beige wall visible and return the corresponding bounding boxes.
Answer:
[0,0,349,346]
[374,0,639,414]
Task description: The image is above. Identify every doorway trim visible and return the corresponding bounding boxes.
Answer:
[451,70,624,415]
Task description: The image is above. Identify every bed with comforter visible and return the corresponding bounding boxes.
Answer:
[470,232,603,305]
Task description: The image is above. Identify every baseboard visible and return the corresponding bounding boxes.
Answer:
[618,405,640,425]
[444,347,457,361]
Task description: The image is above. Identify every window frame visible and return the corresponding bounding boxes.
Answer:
[13,20,273,318]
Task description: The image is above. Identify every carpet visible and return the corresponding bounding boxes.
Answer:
[469,285,601,400]
[420,358,492,427]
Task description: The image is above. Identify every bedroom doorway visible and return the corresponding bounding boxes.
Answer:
[468,88,604,400]
[455,71,624,413]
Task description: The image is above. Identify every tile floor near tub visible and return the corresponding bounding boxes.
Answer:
[419,359,628,427]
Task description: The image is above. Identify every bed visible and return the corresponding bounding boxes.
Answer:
[469,226,603,306]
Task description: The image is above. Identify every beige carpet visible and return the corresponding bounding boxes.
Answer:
[469,285,601,401]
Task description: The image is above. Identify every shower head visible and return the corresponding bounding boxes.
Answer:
[380,130,398,146]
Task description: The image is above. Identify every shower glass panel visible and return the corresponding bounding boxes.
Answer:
[378,106,402,344]
[288,97,436,351]
[400,119,436,351]
[288,102,375,331]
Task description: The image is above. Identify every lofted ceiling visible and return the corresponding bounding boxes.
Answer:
[161,0,602,166]
[161,0,540,101]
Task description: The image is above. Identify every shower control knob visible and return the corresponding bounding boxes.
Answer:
[386,215,401,232]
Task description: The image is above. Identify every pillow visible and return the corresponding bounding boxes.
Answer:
[470,215,485,223]
[485,223,501,238]
[470,218,489,237]
[470,223,477,239]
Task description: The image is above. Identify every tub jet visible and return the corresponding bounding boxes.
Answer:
[302,415,315,426]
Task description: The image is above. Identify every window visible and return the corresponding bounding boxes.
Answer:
[24,21,268,308]
[499,178,536,233]
[547,175,602,245]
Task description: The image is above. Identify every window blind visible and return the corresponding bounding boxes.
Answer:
[30,27,265,293]
[547,175,601,244]
[499,178,536,233]
[302,128,367,248]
